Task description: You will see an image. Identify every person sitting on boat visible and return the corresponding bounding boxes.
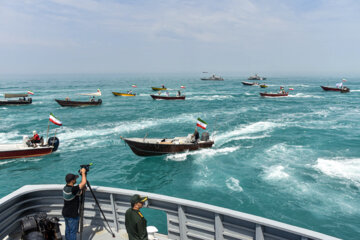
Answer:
[30,131,41,145]
[65,97,70,101]
[162,85,165,88]
[90,96,95,102]
[177,91,181,96]
[158,91,161,95]
[128,90,133,94]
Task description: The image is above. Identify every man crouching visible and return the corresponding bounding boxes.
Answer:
[62,168,87,240]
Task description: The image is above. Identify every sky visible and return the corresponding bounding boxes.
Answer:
[0,0,359,75]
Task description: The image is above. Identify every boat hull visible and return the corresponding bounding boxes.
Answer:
[150,95,185,100]
[123,138,214,156]
[321,86,349,92]
[0,99,32,105]
[112,92,136,96]
[200,78,224,81]
[242,81,258,86]
[260,92,288,97]
[55,99,102,106]
[151,87,167,91]
[0,147,53,160]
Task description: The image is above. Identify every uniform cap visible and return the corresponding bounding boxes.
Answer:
[130,194,148,204]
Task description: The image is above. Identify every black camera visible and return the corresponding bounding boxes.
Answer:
[78,163,92,174]
[21,212,61,240]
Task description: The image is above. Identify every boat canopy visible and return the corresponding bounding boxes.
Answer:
[79,89,101,96]
[4,93,28,98]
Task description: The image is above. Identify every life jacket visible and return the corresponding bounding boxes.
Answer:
[34,134,40,141]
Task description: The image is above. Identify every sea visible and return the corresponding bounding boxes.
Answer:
[0,73,359,239]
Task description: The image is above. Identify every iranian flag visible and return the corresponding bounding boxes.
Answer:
[289,88,294,90]
[132,84,137,88]
[196,118,207,129]
[49,113,62,126]
[181,86,186,89]
[28,90,34,95]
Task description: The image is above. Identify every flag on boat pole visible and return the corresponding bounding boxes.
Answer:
[289,88,294,90]
[132,84,137,88]
[49,113,62,126]
[181,86,186,89]
[27,90,34,95]
[342,78,347,82]
[196,118,207,130]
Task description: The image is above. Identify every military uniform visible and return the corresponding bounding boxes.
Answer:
[125,194,148,240]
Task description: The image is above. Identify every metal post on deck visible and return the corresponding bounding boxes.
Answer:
[256,224,264,240]
[215,213,224,240]
[178,205,188,240]
[110,194,119,232]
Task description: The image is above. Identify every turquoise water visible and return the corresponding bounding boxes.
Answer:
[0,74,359,239]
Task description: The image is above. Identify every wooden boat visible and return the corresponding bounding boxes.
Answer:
[242,81,258,86]
[0,137,59,160]
[112,92,136,96]
[150,95,185,100]
[152,87,167,91]
[121,134,214,156]
[321,86,350,92]
[0,94,32,105]
[55,99,102,106]
[260,84,268,88]
[260,92,288,97]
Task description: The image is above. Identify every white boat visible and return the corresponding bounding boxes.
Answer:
[201,74,224,81]
[248,74,266,80]
[0,184,340,240]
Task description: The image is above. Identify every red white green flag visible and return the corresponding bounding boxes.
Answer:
[181,86,185,89]
[196,118,207,129]
[132,84,137,88]
[49,113,62,126]
[27,90,34,95]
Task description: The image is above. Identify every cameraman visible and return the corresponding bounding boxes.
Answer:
[62,168,87,240]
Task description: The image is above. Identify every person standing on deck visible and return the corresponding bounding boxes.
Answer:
[125,194,148,240]
[62,168,87,240]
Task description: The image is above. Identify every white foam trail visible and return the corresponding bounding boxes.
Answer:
[244,92,255,96]
[216,121,280,145]
[187,95,234,101]
[226,177,243,192]
[288,93,323,98]
[314,158,360,183]
[263,165,289,180]
[0,131,22,143]
[350,90,360,92]
[0,107,7,110]
[165,146,240,161]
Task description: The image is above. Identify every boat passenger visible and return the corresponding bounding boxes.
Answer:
[166,91,169,96]
[65,97,70,101]
[192,128,199,143]
[177,91,181,96]
[125,194,148,240]
[62,168,87,240]
[158,91,161,95]
[90,96,95,102]
[30,131,41,145]
[162,85,165,88]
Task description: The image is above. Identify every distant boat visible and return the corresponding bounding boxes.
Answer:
[55,89,102,106]
[0,93,32,105]
[121,133,214,156]
[150,95,185,100]
[152,87,167,91]
[321,86,350,93]
[260,84,268,88]
[112,92,136,97]
[242,81,259,86]
[201,74,224,81]
[260,92,288,97]
[248,74,266,80]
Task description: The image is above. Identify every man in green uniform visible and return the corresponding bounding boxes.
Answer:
[125,194,148,240]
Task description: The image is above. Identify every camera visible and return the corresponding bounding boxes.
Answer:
[21,212,61,240]
[78,163,92,174]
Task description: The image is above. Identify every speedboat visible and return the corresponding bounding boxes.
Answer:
[321,86,350,92]
[0,136,59,160]
[112,92,136,97]
[242,81,259,86]
[55,89,102,106]
[121,132,213,156]
[260,92,288,97]
[152,87,167,91]
[150,95,185,100]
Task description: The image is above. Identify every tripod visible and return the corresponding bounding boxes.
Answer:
[79,180,116,240]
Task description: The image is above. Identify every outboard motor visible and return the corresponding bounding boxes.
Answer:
[47,137,60,152]
[21,212,61,240]
[98,99,102,103]
[201,132,209,141]
[29,98,32,103]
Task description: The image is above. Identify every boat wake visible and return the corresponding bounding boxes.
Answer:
[314,158,360,185]
[165,146,240,162]
[288,93,323,98]
[262,165,289,181]
[215,121,279,146]
[187,95,234,101]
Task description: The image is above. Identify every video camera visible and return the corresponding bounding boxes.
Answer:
[21,212,61,240]
[78,163,92,174]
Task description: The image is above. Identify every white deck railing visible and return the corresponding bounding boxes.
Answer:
[0,185,340,240]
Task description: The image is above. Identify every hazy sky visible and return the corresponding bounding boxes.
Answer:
[0,0,359,75]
